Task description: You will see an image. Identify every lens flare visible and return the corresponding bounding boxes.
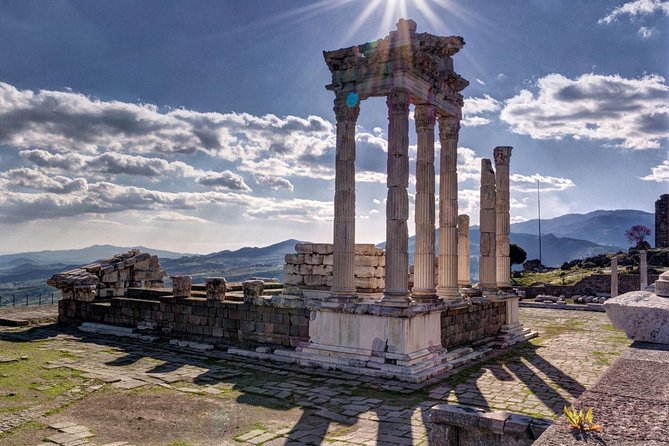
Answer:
[346,92,359,108]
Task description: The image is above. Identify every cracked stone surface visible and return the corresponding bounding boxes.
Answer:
[0,308,630,445]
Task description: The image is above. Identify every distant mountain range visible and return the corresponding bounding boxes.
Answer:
[509,209,654,248]
[0,209,654,296]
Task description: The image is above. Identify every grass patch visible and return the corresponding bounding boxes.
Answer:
[512,267,595,287]
[0,339,87,415]
[168,442,193,446]
[0,420,45,441]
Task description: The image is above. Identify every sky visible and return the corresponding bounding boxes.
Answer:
[0,0,667,254]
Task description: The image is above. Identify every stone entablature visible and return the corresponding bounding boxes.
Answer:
[283,243,385,294]
[48,249,167,301]
[323,18,468,114]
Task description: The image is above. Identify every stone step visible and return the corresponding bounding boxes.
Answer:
[447,348,491,369]
[168,339,214,351]
[442,347,474,363]
[78,322,158,342]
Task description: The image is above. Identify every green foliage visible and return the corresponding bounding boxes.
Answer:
[510,244,527,266]
[563,405,602,432]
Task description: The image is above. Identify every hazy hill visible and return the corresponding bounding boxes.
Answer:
[510,210,654,248]
[0,244,188,267]
[160,239,301,282]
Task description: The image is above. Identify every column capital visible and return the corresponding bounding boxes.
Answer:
[493,146,513,166]
[438,115,460,139]
[414,104,437,131]
[387,89,410,116]
[334,94,360,123]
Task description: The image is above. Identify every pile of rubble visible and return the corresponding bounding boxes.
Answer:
[48,249,167,301]
[283,242,386,295]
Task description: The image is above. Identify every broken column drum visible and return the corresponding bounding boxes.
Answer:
[457,214,470,287]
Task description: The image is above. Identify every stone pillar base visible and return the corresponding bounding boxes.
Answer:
[274,302,451,382]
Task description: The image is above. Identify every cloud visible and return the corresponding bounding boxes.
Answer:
[0,178,332,224]
[638,26,656,37]
[457,147,483,182]
[0,81,336,179]
[0,168,88,194]
[510,215,529,223]
[510,173,575,192]
[196,171,252,192]
[148,212,208,223]
[255,175,294,191]
[461,94,501,127]
[599,0,669,24]
[500,73,669,149]
[475,78,486,85]
[641,159,669,182]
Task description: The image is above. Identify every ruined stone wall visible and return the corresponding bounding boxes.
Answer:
[519,273,660,298]
[283,243,386,295]
[656,194,669,248]
[58,296,310,349]
[441,301,506,348]
[48,250,167,301]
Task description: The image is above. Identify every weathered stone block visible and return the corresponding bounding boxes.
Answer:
[205,277,226,301]
[242,280,265,300]
[171,275,192,298]
[298,264,313,275]
[304,275,323,286]
[284,274,303,285]
[284,253,304,264]
[355,255,379,267]
[312,243,334,255]
[295,243,313,254]
[323,255,334,266]
[304,254,324,265]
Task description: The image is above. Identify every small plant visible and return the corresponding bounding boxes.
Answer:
[563,405,602,432]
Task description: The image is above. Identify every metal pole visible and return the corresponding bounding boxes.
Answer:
[39,294,42,305]
[26,294,29,306]
[52,293,54,304]
[12,294,15,306]
[537,180,542,266]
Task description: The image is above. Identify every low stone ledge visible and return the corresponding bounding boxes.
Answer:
[430,404,550,445]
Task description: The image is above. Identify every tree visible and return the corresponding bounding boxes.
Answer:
[510,244,527,266]
[625,224,652,249]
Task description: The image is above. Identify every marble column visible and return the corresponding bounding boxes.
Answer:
[611,256,618,298]
[437,115,460,299]
[383,89,411,303]
[412,104,438,301]
[640,250,648,290]
[479,159,497,291]
[457,214,471,287]
[494,146,512,289]
[331,93,360,301]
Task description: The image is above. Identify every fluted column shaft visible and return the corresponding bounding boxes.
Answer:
[611,256,618,298]
[457,214,470,287]
[437,116,460,298]
[640,250,648,290]
[383,90,411,303]
[331,94,360,300]
[412,104,438,301]
[494,146,512,289]
[479,159,497,290]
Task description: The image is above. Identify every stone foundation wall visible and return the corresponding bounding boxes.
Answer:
[441,301,506,348]
[519,273,659,298]
[59,296,310,349]
[430,404,550,445]
[283,243,386,295]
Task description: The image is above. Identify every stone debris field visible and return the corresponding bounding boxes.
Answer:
[0,308,629,446]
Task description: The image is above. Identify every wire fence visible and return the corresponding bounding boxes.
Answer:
[0,292,62,308]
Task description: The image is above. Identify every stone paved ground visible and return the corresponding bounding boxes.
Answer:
[0,308,630,445]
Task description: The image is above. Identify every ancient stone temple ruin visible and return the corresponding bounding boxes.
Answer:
[51,19,534,382]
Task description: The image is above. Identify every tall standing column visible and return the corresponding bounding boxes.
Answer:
[479,159,497,291]
[331,94,360,301]
[412,104,438,301]
[640,250,648,290]
[437,115,460,299]
[611,256,618,298]
[457,214,471,287]
[494,146,512,289]
[383,90,411,303]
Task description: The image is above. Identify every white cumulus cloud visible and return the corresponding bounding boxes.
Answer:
[641,159,669,182]
[599,0,669,24]
[500,73,669,149]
